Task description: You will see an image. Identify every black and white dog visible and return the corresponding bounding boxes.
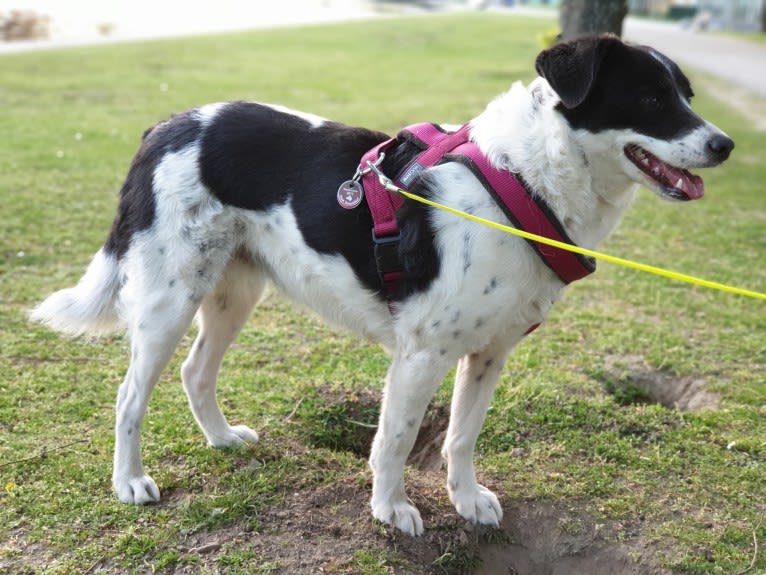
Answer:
[32,35,733,535]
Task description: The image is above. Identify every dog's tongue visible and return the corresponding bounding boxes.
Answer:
[627,145,704,200]
[658,161,705,200]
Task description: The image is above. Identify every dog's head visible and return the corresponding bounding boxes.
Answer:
[535,34,734,201]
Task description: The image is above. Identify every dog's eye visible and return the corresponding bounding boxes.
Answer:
[643,95,663,110]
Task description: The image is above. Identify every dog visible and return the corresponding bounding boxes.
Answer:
[31,34,733,536]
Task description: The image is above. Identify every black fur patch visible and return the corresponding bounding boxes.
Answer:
[104,112,202,258]
[199,102,440,300]
[542,37,704,139]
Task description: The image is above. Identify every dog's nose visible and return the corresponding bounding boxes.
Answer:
[707,134,735,162]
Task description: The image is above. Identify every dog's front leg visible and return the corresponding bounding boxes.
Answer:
[369,347,452,536]
[442,337,518,527]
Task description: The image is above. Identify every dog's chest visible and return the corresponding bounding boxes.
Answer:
[396,206,563,356]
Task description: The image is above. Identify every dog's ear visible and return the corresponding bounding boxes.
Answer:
[535,34,622,109]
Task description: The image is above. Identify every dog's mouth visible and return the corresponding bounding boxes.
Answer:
[624,144,704,201]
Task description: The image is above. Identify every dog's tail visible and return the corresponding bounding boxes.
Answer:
[30,248,123,336]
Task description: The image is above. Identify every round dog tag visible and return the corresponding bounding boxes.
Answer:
[337,180,364,209]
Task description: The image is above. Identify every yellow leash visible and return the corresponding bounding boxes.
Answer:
[367,163,766,301]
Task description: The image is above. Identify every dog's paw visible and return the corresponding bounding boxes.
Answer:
[208,424,259,448]
[114,474,161,505]
[450,483,503,527]
[371,499,424,536]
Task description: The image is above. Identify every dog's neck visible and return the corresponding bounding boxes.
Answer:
[470,79,638,250]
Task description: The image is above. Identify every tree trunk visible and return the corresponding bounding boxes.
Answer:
[559,0,629,41]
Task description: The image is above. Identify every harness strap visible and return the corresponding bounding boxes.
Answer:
[360,138,404,239]
[359,139,405,302]
[445,142,595,284]
[358,122,595,307]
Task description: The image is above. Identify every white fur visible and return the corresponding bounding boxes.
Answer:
[29,248,122,336]
[31,71,729,535]
[194,102,227,125]
[263,103,327,128]
[471,79,638,249]
[633,123,730,170]
[238,203,395,345]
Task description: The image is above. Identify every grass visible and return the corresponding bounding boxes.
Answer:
[723,30,766,45]
[1,12,765,575]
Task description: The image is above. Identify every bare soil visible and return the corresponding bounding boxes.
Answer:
[157,474,674,574]
[477,501,673,575]
[602,354,720,411]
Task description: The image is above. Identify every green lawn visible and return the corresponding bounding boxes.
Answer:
[723,30,766,45]
[1,13,764,575]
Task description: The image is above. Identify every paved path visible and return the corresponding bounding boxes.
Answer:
[0,0,381,54]
[623,18,766,96]
[511,8,766,96]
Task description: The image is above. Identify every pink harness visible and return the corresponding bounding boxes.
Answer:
[355,123,595,306]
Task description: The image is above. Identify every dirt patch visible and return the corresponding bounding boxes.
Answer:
[601,354,720,411]
[278,385,678,573]
[0,528,55,575]
[407,404,450,472]
[250,475,457,574]
[301,386,450,471]
[150,474,473,574]
[157,477,675,574]
[0,486,678,575]
[476,501,672,575]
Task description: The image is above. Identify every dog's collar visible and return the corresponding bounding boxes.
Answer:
[355,123,596,304]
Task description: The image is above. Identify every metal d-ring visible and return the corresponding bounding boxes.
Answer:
[354,151,386,182]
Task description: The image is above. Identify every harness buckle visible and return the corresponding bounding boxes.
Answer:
[372,229,402,278]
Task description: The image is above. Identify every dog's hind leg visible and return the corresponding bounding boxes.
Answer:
[181,258,267,447]
[442,337,519,527]
[113,288,201,504]
[369,348,453,536]
[113,221,238,503]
